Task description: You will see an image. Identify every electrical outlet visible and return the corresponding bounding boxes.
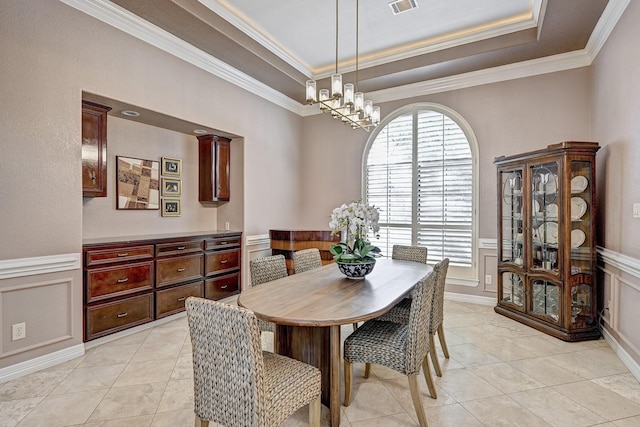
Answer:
[12,322,26,341]
[485,274,492,285]
[633,203,640,218]
[224,221,230,231]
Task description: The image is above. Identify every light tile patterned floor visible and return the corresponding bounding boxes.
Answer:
[1,300,639,426]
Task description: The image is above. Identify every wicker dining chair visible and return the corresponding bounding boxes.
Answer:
[375,258,450,377]
[343,270,438,427]
[250,255,288,333]
[293,248,323,274]
[185,297,322,427]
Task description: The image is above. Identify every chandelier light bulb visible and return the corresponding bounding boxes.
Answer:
[331,74,343,98]
[354,92,364,112]
[344,83,354,105]
[305,80,317,103]
[364,100,373,118]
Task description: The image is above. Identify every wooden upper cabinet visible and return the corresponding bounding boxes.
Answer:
[198,134,231,204]
[82,100,111,197]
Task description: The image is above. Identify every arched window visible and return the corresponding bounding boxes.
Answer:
[363,103,478,280]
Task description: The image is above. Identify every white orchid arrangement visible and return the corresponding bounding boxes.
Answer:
[329,200,382,263]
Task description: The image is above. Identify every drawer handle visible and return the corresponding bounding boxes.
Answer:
[177,246,186,250]
[177,267,186,272]
[177,296,187,301]
[219,241,228,245]
[220,284,228,289]
[117,253,128,257]
[117,312,128,318]
[117,277,129,283]
[220,260,228,264]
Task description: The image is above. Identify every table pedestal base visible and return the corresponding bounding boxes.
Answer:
[275,324,342,427]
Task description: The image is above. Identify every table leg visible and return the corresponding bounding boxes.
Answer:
[274,324,342,427]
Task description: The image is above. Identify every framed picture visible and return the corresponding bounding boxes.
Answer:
[161,178,182,196]
[116,156,159,210]
[161,157,181,176]
[162,199,181,216]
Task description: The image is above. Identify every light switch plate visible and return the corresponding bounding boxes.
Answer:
[633,203,640,218]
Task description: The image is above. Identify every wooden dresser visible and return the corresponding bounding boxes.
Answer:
[83,231,241,341]
[269,229,339,275]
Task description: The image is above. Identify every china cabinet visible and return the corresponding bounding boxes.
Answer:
[494,141,600,341]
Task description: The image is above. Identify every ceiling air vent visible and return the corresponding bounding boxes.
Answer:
[389,0,418,15]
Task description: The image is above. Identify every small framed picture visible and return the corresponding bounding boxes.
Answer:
[161,199,181,217]
[161,157,181,176]
[161,178,182,196]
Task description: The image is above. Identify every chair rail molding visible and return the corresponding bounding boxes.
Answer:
[0,253,81,280]
[598,246,640,278]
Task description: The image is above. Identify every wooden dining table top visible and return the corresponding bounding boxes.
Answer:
[237,258,432,327]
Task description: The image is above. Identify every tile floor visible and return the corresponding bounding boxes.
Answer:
[1,300,640,426]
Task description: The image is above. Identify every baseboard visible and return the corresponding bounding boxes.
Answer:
[445,291,495,306]
[601,327,640,383]
[0,344,85,384]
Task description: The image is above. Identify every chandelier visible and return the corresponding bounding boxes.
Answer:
[305,0,380,131]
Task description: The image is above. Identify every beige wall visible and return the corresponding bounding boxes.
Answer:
[299,68,591,296]
[0,0,302,369]
[591,0,640,366]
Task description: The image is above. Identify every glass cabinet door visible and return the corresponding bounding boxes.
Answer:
[531,279,560,322]
[501,272,524,307]
[569,161,592,275]
[530,162,559,272]
[500,169,524,265]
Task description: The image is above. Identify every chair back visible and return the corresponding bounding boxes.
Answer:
[185,297,266,426]
[293,248,322,274]
[392,245,428,264]
[250,254,288,286]
[429,258,449,332]
[405,268,437,375]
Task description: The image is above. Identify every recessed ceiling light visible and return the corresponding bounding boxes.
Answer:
[193,129,208,134]
[389,0,418,15]
[121,110,140,117]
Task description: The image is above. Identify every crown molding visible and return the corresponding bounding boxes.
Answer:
[59,0,304,115]
[198,0,311,77]
[584,0,630,62]
[61,0,628,118]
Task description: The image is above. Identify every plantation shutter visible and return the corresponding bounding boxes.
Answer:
[365,107,473,267]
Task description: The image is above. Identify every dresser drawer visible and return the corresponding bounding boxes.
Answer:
[205,272,240,300]
[86,261,154,303]
[156,253,203,288]
[85,245,154,267]
[155,240,203,257]
[85,293,153,341]
[205,248,240,276]
[156,281,203,318]
[204,235,241,251]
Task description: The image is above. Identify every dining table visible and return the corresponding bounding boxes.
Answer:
[237,257,432,427]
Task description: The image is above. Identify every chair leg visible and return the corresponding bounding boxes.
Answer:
[408,375,429,427]
[194,415,209,427]
[344,360,353,406]
[364,363,371,379]
[429,334,442,377]
[421,356,437,399]
[437,324,450,358]
[309,395,321,427]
